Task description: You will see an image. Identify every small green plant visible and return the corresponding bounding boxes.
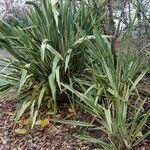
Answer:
[0,0,105,128]
[61,30,150,149]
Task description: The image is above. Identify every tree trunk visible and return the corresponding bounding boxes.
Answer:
[107,0,117,67]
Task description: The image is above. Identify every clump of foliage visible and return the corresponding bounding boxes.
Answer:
[0,0,105,128]
[61,30,150,149]
[0,0,149,149]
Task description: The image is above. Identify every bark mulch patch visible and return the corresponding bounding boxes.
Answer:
[133,141,150,150]
[0,99,149,150]
[0,99,92,150]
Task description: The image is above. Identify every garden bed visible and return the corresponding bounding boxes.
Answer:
[0,76,150,150]
[0,98,92,150]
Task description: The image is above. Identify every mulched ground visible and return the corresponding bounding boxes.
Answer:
[0,96,93,150]
[0,75,150,150]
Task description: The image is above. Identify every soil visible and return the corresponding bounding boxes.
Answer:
[0,98,92,150]
[133,141,150,150]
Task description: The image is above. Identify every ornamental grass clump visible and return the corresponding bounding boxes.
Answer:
[0,0,105,128]
[61,30,150,149]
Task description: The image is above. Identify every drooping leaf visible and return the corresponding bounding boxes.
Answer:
[15,101,31,122]
[54,119,95,127]
[74,134,115,149]
[104,108,112,133]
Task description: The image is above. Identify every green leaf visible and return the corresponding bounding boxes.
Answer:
[56,66,61,90]
[133,131,150,146]
[30,99,36,129]
[46,44,63,60]
[130,70,147,92]
[84,84,96,96]
[72,35,112,47]
[51,0,59,27]
[41,40,47,62]
[15,101,31,121]
[31,86,46,129]
[52,56,60,74]
[18,64,31,94]
[104,108,112,133]
[38,86,46,109]
[132,110,150,143]
[65,49,72,72]
[75,134,115,149]
[54,119,95,127]
[51,0,58,6]
[51,5,59,33]
[0,84,11,92]
[48,74,56,101]
[31,110,38,129]
[102,58,116,90]
[61,83,104,115]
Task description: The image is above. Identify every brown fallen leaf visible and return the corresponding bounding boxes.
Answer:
[5,112,14,116]
[22,118,30,125]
